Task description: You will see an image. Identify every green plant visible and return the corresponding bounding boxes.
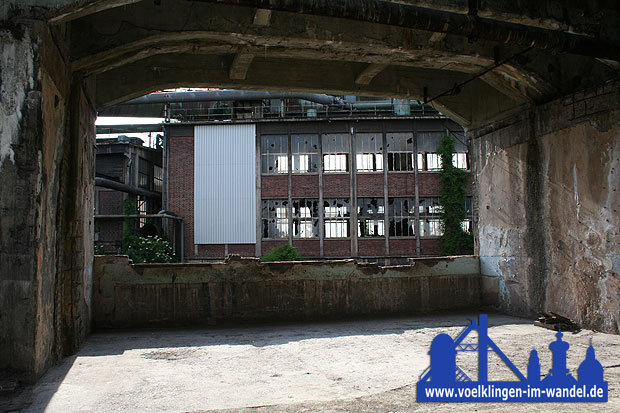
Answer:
[260,244,303,262]
[437,134,474,255]
[94,243,105,255]
[126,235,176,263]
[121,198,139,252]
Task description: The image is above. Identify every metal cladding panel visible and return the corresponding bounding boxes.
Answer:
[194,124,256,244]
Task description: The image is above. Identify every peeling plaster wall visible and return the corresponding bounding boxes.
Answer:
[473,78,620,333]
[0,22,94,381]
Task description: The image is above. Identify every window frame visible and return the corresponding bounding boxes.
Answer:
[261,199,290,239]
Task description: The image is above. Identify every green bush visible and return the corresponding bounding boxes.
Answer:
[260,244,303,262]
[126,235,176,263]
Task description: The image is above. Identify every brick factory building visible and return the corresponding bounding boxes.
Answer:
[164,98,472,261]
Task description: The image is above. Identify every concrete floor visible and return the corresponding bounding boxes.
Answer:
[6,313,620,412]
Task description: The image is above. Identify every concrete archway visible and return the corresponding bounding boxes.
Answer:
[1,0,619,381]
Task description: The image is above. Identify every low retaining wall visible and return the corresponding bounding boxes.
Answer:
[93,255,481,328]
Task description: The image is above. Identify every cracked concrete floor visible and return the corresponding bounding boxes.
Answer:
[7,313,620,412]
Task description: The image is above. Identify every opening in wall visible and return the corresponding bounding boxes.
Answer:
[292,135,319,173]
[386,132,414,171]
[357,197,385,237]
[324,198,350,237]
[356,133,383,172]
[292,198,319,238]
[261,135,289,173]
[262,199,289,238]
[323,134,350,172]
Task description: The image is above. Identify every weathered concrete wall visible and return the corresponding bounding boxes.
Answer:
[473,78,620,333]
[0,21,94,381]
[93,255,481,328]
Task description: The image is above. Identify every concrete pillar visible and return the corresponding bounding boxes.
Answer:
[350,124,358,257]
[318,126,325,257]
[382,129,390,256]
[255,126,262,257]
[0,21,94,381]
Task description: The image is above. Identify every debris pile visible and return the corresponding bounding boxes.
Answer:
[535,312,580,331]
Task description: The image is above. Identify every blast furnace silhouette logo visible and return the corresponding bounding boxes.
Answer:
[416,314,608,402]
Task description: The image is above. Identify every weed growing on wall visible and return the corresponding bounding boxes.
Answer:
[121,199,176,263]
[261,244,303,262]
[437,135,474,255]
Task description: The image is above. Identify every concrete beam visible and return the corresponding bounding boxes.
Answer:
[48,0,141,23]
[202,0,620,61]
[355,63,388,85]
[229,51,255,80]
[93,52,519,127]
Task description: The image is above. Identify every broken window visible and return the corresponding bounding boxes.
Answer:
[452,152,469,169]
[356,133,383,172]
[388,197,416,236]
[262,199,289,238]
[357,198,385,237]
[418,197,442,237]
[425,152,442,171]
[324,198,350,238]
[137,195,148,228]
[386,133,414,171]
[292,199,319,238]
[291,135,319,173]
[138,157,153,190]
[153,165,163,193]
[261,135,289,174]
[322,134,349,172]
[462,197,474,233]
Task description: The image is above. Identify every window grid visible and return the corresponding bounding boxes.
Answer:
[386,133,414,171]
[292,198,319,238]
[322,134,350,172]
[357,198,385,237]
[388,197,416,237]
[261,135,289,174]
[262,199,289,238]
[324,198,350,238]
[292,135,319,173]
[356,133,383,172]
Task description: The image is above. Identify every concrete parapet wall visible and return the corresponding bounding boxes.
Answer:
[93,255,481,328]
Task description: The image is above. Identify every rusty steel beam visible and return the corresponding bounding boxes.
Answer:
[200,0,620,61]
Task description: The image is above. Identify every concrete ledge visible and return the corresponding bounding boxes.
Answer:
[93,255,481,328]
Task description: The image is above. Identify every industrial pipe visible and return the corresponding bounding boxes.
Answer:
[122,91,344,106]
[95,177,160,199]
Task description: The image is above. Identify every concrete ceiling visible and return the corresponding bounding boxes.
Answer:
[18,0,620,127]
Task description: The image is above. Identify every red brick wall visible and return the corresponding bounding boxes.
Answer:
[196,244,225,259]
[323,174,350,197]
[389,239,416,256]
[357,173,384,197]
[387,173,415,196]
[98,190,123,214]
[168,135,195,258]
[229,244,256,257]
[418,173,442,196]
[420,238,442,256]
[291,175,319,197]
[262,175,288,198]
[292,239,320,257]
[324,239,350,257]
[358,238,385,257]
[262,240,289,256]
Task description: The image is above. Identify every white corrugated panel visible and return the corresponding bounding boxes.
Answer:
[194,124,256,244]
